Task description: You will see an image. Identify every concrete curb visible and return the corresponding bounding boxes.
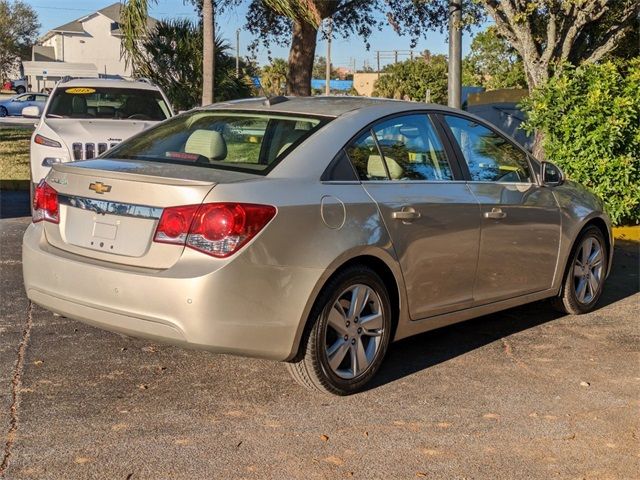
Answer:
[0,117,37,128]
[0,180,29,191]
[613,226,640,243]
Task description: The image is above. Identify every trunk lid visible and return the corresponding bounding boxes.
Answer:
[44,159,256,269]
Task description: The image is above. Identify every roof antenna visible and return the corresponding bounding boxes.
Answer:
[255,75,289,107]
[263,96,289,106]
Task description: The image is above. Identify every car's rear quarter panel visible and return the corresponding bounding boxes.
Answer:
[203,177,405,360]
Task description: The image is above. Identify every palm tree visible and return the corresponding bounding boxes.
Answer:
[136,19,251,110]
[121,0,216,105]
[201,0,215,105]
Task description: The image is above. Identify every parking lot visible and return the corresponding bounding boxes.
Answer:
[1,206,638,479]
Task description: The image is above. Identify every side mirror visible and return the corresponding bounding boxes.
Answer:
[21,106,40,118]
[541,161,564,187]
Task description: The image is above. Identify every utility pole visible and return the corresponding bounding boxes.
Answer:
[325,18,332,95]
[394,50,398,63]
[376,51,380,78]
[448,0,462,109]
[235,29,240,78]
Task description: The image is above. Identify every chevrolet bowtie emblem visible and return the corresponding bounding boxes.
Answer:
[89,182,112,194]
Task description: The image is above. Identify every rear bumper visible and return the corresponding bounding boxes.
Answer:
[22,223,323,361]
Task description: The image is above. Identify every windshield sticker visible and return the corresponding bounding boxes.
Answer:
[65,87,96,94]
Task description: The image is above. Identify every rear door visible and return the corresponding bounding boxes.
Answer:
[346,112,481,319]
[439,113,561,304]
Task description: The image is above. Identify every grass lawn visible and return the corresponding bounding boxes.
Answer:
[0,128,31,181]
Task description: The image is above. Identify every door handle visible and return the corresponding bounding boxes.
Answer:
[392,207,421,221]
[484,208,507,219]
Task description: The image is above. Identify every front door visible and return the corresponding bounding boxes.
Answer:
[345,113,481,319]
[440,114,561,305]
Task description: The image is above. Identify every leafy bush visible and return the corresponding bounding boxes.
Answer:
[372,55,448,104]
[522,59,640,225]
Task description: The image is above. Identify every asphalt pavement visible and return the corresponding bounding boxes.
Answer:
[0,212,638,479]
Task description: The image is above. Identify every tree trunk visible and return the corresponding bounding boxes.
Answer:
[524,63,549,159]
[202,0,215,105]
[287,20,317,96]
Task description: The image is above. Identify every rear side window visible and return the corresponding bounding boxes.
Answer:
[105,111,327,175]
[346,114,453,181]
[443,115,532,183]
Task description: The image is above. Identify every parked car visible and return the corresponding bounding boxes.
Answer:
[9,78,28,94]
[22,97,613,395]
[0,93,48,117]
[25,77,173,189]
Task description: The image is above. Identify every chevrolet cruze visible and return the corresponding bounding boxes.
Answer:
[22,97,612,395]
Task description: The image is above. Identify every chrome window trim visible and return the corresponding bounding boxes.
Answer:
[358,179,468,185]
[320,180,362,185]
[58,194,163,220]
[464,180,536,186]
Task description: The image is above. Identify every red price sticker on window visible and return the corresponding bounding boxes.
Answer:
[166,151,200,162]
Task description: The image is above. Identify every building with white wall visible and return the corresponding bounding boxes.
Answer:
[36,2,156,78]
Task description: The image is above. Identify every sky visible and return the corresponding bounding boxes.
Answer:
[22,0,484,69]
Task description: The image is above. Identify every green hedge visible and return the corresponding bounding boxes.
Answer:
[522,59,640,226]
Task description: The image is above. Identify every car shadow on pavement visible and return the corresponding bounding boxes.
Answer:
[0,190,30,219]
[370,241,639,391]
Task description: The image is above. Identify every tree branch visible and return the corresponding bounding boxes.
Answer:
[483,1,519,48]
[560,0,609,61]
[540,4,558,64]
[498,0,541,66]
[583,23,634,63]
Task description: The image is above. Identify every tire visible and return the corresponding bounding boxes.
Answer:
[0,106,7,117]
[287,265,393,395]
[15,86,25,94]
[552,225,608,315]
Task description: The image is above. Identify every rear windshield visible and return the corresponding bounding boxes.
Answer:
[46,87,171,121]
[103,111,328,175]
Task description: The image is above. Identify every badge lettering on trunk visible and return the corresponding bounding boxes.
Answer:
[89,182,112,194]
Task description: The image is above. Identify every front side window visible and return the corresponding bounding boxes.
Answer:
[346,114,453,181]
[104,111,326,175]
[46,87,171,121]
[443,115,531,183]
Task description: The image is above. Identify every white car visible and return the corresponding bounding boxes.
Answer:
[26,78,173,188]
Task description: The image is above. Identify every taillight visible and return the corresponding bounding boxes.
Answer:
[154,203,276,258]
[154,205,199,244]
[32,181,59,224]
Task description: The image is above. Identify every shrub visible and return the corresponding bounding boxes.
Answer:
[522,59,640,225]
[372,55,448,104]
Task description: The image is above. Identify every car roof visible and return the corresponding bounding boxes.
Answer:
[55,78,161,92]
[207,96,460,118]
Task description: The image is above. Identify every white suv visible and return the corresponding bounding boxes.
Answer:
[27,78,173,187]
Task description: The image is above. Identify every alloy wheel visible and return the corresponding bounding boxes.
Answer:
[324,284,385,379]
[573,236,604,304]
